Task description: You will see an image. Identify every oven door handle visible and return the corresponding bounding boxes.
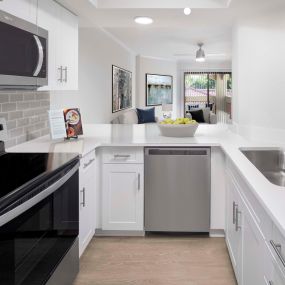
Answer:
[0,162,79,227]
[33,35,44,77]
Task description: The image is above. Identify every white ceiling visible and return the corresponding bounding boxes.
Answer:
[57,0,285,62]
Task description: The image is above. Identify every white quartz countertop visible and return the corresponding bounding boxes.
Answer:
[7,123,285,237]
[7,124,244,155]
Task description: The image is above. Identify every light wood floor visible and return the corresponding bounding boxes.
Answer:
[73,236,237,285]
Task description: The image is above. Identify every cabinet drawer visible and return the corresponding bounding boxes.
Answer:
[102,147,144,164]
[226,158,272,241]
[264,241,285,284]
[80,150,96,171]
[271,225,285,273]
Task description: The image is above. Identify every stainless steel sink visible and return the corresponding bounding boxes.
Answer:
[240,148,285,187]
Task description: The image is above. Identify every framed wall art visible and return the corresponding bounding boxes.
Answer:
[146,74,173,106]
[112,65,132,113]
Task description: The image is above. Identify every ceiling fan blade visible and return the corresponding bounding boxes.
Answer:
[206,53,227,57]
[173,53,195,57]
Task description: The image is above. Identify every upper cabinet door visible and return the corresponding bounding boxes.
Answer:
[37,0,58,90]
[0,0,38,24]
[37,0,78,91]
[56,6,79,91]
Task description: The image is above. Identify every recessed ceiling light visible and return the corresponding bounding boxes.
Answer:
[134,16,153,25]
[184,7,192,16]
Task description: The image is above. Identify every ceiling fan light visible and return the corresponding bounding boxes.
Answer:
[196,57,206,62]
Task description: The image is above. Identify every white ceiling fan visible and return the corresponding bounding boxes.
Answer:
[174,43,227,61]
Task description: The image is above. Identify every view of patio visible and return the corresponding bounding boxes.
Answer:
[184,72,232,123]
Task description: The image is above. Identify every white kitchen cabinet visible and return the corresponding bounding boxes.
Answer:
[264,243,285,285]
[79,151,96,257]
[226,169,266,285]
[55,5,78,90]
[242,203,265,285]
[102,163,144,231]
[37,0,78,91]
[0,0,37,24]
[225,171,243,283]
[225,160,282,285]
[37,0,58,90]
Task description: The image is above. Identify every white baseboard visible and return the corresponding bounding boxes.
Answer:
[210,229,225,237]
[95,229,145,237]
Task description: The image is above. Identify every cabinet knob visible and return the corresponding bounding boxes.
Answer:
[84,158,95,169]
[58,66,63,82]
[62,66,68,82]
[80,187,86,207]
[138,173,140,190]
[233,202,237,225]
[270,240,285,269]
[235,206,241,232]
[114,154,131,159]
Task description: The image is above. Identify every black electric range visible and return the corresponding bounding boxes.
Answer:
[0,141,80,285]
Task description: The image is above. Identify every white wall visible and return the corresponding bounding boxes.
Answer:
[136,56,177,118]
[50,27,136,123]
[232,10,285,141]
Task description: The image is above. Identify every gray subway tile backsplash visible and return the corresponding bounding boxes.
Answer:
[0,94,9,103]
[9,111,23,120]
[2,102,17,112]
[10,93,23,102]
[0,91,50,148]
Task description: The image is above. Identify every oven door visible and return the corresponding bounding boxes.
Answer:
[0,11,48,88]
[0,168,79,285]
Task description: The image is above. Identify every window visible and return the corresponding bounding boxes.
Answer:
[184,72,232,123]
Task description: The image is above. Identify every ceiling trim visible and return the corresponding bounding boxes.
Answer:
[99,27,137,55]
[54,0,78,16]
[138,55,177,63]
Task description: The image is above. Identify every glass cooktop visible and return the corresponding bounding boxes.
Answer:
[0,151,79,201]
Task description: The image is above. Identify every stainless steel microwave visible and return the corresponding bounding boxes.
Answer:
[0,10,48,89]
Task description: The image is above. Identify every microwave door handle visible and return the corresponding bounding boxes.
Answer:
[33,35,44,76]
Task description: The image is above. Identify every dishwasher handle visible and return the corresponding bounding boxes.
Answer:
[145,148,210,156]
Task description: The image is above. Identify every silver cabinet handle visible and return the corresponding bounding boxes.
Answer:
[235,206,241,232]
[58,66,63,82]
[138,173,140,190]
[80,187,86,207]
[270,240,285,268]
[233,202,237,224]
[63,66,67,82]
[84,158,95,169]
[114,154,131,159]
[33,35,44,76]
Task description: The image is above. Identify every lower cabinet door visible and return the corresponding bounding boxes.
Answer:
[102,164,144,231]
[242,204,265,285]
[225,172,243,282]
[79,159,96,256]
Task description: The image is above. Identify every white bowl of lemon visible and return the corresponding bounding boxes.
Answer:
[158,118,198,137]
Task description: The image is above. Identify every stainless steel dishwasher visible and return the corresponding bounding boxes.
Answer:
[145,147,211,233]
